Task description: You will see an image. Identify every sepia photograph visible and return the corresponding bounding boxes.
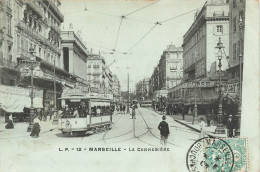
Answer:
[0,0,259,171]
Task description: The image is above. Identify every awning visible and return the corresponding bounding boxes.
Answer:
[223,93,239,103]
[0,89,43,113]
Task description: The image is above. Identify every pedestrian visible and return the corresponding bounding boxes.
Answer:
[5,114,14,129]
[199,118,207,138]
[181,106,185,120]
[30,116,41,138]
[97,107,101,116]
[188,107,191,116]
[226,115,234,138]
[122,104,126,114]
[132,105,136,119]
[158,116,170,147]
[206,111,211,127]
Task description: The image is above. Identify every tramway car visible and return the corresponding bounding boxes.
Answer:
[58,91,113,136]
[140,100,152,107]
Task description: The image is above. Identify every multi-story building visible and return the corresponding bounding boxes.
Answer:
[148,44,183,100]
[112,74,121,102]
[61,31,88,84]
[0,0,74,121]
[136,78,150,100]
[164,44,183,89]
[183,0,229,81]
[86,52,106,92]
[168,0,230,114]
[227,0,245,89]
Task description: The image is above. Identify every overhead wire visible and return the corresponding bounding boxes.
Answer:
[114,17,125,50]
[127,23,158,53]
[160,7,202,23]
[124,0,161,17]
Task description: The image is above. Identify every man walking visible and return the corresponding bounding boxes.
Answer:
[158,116,170,147]
[226,115,234,138]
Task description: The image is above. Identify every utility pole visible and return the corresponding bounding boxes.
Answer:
[127,73,130,113]
[52,57,58,123]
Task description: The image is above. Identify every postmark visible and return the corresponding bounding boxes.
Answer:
[186,137,234,172]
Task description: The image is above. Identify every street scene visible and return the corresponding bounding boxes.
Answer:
[1,107,200,170]
[0,0,253,171]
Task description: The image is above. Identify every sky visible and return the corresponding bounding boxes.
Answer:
[60,0,206,91]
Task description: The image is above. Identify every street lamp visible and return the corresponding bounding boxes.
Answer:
[235,15,244,136]
[215,37,226,134]
[27,46,36,132]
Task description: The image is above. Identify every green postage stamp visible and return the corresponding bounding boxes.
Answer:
[186,137,248,172]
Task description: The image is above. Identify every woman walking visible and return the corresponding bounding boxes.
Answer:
[199,118,207,138]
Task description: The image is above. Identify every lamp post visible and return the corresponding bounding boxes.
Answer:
[235,15,244,136]
[27,46,36,132]
[215,37,226,134]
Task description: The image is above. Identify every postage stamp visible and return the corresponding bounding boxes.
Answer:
[186,137,248,172]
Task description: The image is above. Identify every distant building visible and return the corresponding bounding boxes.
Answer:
[136,78,149,100]
[86,52,106,92]
[164,44,183,89]
[112,75,121,102]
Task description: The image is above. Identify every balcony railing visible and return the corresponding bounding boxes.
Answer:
[43,0,64,22]
[92,72,100,76]
[26,1,44,18]
[49,21,61,33]
[17,20,61,55]
[0,56,18,70]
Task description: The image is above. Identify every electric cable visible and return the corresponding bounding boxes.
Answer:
[124,0,161,17]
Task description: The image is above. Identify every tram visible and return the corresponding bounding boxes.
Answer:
[58,90,113,136]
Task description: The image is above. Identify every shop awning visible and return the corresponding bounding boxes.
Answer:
[0,86,43,113]
[223,93,239,103]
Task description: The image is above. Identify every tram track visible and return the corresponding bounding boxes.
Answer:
[136,108,182,147]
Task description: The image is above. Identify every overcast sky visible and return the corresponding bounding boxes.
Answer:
[60,0,206,91]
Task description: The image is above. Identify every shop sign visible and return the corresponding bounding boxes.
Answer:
[185,81,215,88]
[0,85,43,97]
[224,83,239,93]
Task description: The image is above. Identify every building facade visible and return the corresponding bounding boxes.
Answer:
[61,31,88,83]
[227,0,245,90]
[0,0,75,122]
[135,78,149,100]
[167,0,231,115]
[183,0,229,81]
[112,74,121,102]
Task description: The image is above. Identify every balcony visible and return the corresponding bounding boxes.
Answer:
[92,72,100,76]
[25,1,44,18]
[213,11,225,17]
[0,56,18,70]
[43,0,64,22]
[49,21,61,34]
[93,65,100,68]
[17,20,61,55]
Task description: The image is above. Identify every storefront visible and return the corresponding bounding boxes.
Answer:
[0,85,43,122]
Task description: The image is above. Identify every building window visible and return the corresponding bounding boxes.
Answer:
[233,43,237,60]
[6,0,11,8]
[233,17,237,32]
[233,0,237,7]
[7,16,11,36]
[17,34,20,53]
[216,25,223,33]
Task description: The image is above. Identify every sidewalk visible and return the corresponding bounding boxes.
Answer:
[0,119,58,139]
[148,108,227,138]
